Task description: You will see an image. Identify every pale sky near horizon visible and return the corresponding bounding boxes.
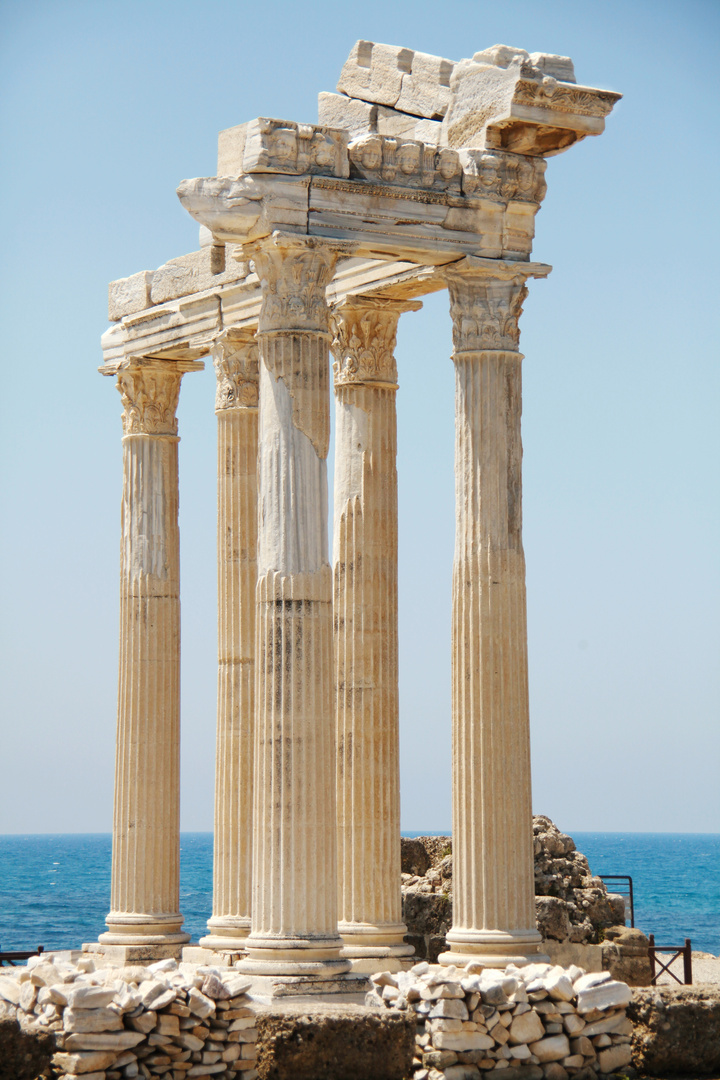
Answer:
[1,0,718,838]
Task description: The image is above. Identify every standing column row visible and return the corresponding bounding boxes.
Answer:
[100,357,201,960]
[200,329,259,953]
[331,297,419,972]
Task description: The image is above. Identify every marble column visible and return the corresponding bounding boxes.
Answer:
[199,329,259,953]
[237,236,350,980]
[99,356,201,955]
[331,296,420,971]
[438,259,551,969]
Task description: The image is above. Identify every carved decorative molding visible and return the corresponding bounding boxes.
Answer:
[331,298,421,387]
[445,261,550,354]
[213,328,259,410]
[460,151,547,204]
[514,79,621,119]
[116,360,185,436]
[243,118,349,178]
[250,237,337,335]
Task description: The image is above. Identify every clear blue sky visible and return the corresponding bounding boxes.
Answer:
[1,0,718,836]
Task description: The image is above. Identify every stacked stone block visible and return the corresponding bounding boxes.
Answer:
[0,955,259,1080]
[367,960,633,1079]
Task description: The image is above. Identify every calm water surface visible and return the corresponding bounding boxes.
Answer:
[0,832,717,955]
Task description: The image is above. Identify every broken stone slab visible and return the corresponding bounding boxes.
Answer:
[507,1007,544,1044]
[597,1042,632,1072]
[576,979,632,1014]
[65,986,117,1010]
[432,1030,494,1051]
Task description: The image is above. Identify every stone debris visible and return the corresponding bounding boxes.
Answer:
[401,818,636,964]
[367,959,633,1079]
[0,954,259,1080]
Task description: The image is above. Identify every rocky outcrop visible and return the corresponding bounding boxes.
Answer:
[368,959,634,1078]
[402,817,646,970]
[628,984,720,1076]
[0,1016,54,1080]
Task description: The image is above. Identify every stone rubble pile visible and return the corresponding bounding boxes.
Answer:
[400,818,626,955]
[0,954,259,1080]
[367,960,634,1080]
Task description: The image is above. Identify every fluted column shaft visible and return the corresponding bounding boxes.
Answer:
[439,260,550,968]
[331,297,420,971]
[100,357,201,949]
[200,329,259,952]
[238,237,350,978]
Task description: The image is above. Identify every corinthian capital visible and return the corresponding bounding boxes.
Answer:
[445,258,551,355]
[330,297,421,388]
[213,327,259,410]
[249,236,337,335]
[109,357,203,436]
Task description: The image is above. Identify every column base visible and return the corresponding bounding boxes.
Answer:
[236,934,352,979]
[438,927,549,970]
[339,921,415,972]
[198,915,250,954]
[84,941,188,966]
[99,913,190,950]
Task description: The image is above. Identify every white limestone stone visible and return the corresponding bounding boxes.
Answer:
[573,970,611,993]
[597,1043,632,1071]
[528,1033,571,1062]
[543,971,575,1001]
[63,1030,146,1051]
[108,270,153,322]
[433,1031,494,1051]
[395,50,455,118]
[528,52,576,83]
[429,997,469,1020]
[576,980,632,1014]
[0,978,21,1006]
[149,248,240,306]
[63,1007,123,1033]
[337,40,413,107]
[66,986,116,1010]
[508,1008,544,1044]
[52,1050,118,1074]
[318,92,377,136]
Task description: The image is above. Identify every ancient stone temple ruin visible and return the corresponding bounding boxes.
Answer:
[93,40,620,995]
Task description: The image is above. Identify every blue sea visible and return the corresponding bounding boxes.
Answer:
[0,832,718,956]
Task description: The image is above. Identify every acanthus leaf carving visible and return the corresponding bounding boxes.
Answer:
[446,272,531,354]
[116,360,185,436]
[213,327,259,410]
[250,237,337,335]
[330,298,421,387]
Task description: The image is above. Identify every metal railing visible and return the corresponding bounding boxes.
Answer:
[648,934,693,985]
[0,945,44,967]
[599,873,635,927]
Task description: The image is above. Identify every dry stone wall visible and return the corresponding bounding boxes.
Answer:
[367,959,634,1079]
[0,955,259,1080]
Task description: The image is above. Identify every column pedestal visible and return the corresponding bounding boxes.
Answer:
[331,297,420,972]
[95,357,202,962]
[438,260,550,969]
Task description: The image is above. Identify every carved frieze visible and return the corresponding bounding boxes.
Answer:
[212,328,259,410]
[116,359,185,436]
[459,150,547,204]
[250,237,337,335]
[513,79,621,119]
[330,297,421,387]
[243,118,349,178]
[349,134,462,193]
